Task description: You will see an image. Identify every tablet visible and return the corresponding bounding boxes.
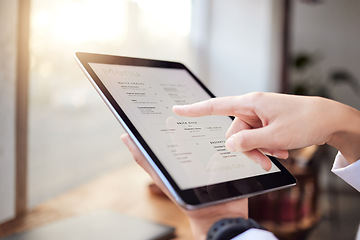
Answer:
[75,52,296,210]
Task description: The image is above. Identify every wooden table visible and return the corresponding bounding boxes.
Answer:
[0,163,193,239]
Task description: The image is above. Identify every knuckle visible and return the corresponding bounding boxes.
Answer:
[249,91,264,100]
[208,98,216,115]
[234,132,250,151]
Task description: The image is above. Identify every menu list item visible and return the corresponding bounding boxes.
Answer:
[89,63,280,190]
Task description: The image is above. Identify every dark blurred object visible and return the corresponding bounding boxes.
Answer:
[292,53,314,71]
[291,52,360,98]
[300,0,323,4]
[329,70,360,94]
[249,146,321,240]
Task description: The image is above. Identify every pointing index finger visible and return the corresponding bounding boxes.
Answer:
[173,95,252,117]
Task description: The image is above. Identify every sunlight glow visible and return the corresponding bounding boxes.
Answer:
[55,1,127,43]
[31,0,191,44]
[32,0,127,44]
[133,0,191,36]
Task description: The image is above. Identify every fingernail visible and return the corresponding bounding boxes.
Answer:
[270,150,283,159]
[271,153,281,159]
[172,105,184,111]
[225,137,235,152]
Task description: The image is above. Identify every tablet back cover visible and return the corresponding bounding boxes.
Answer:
[0,210,175,240]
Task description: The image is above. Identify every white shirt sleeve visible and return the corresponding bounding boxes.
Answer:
[331,152,360,192]
[231,229,278,240]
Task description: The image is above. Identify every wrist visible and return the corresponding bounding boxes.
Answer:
[327,102,360,164]
[186,199,248,240]
[189,213,247,240]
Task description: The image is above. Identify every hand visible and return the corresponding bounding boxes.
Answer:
[173,92,360,169]
[121,134,248,240]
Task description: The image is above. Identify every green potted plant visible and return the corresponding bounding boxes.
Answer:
[290,52,359,98]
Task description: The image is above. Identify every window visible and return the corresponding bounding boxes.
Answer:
[29,0,192,207]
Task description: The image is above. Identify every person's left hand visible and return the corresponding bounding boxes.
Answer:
[121,133,248,240]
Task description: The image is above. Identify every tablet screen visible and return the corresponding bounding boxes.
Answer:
[76,52,296,209]
[88,62,280,190]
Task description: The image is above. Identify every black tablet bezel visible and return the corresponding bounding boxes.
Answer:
[75,52,297,209]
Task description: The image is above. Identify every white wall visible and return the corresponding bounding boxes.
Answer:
[0,0,17,224]
[192,0,283,97]
[292,0,360,110]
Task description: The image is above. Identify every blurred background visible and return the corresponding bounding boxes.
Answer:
[0,0,359,239]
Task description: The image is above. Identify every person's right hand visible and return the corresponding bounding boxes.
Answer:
[173,92,360,170]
